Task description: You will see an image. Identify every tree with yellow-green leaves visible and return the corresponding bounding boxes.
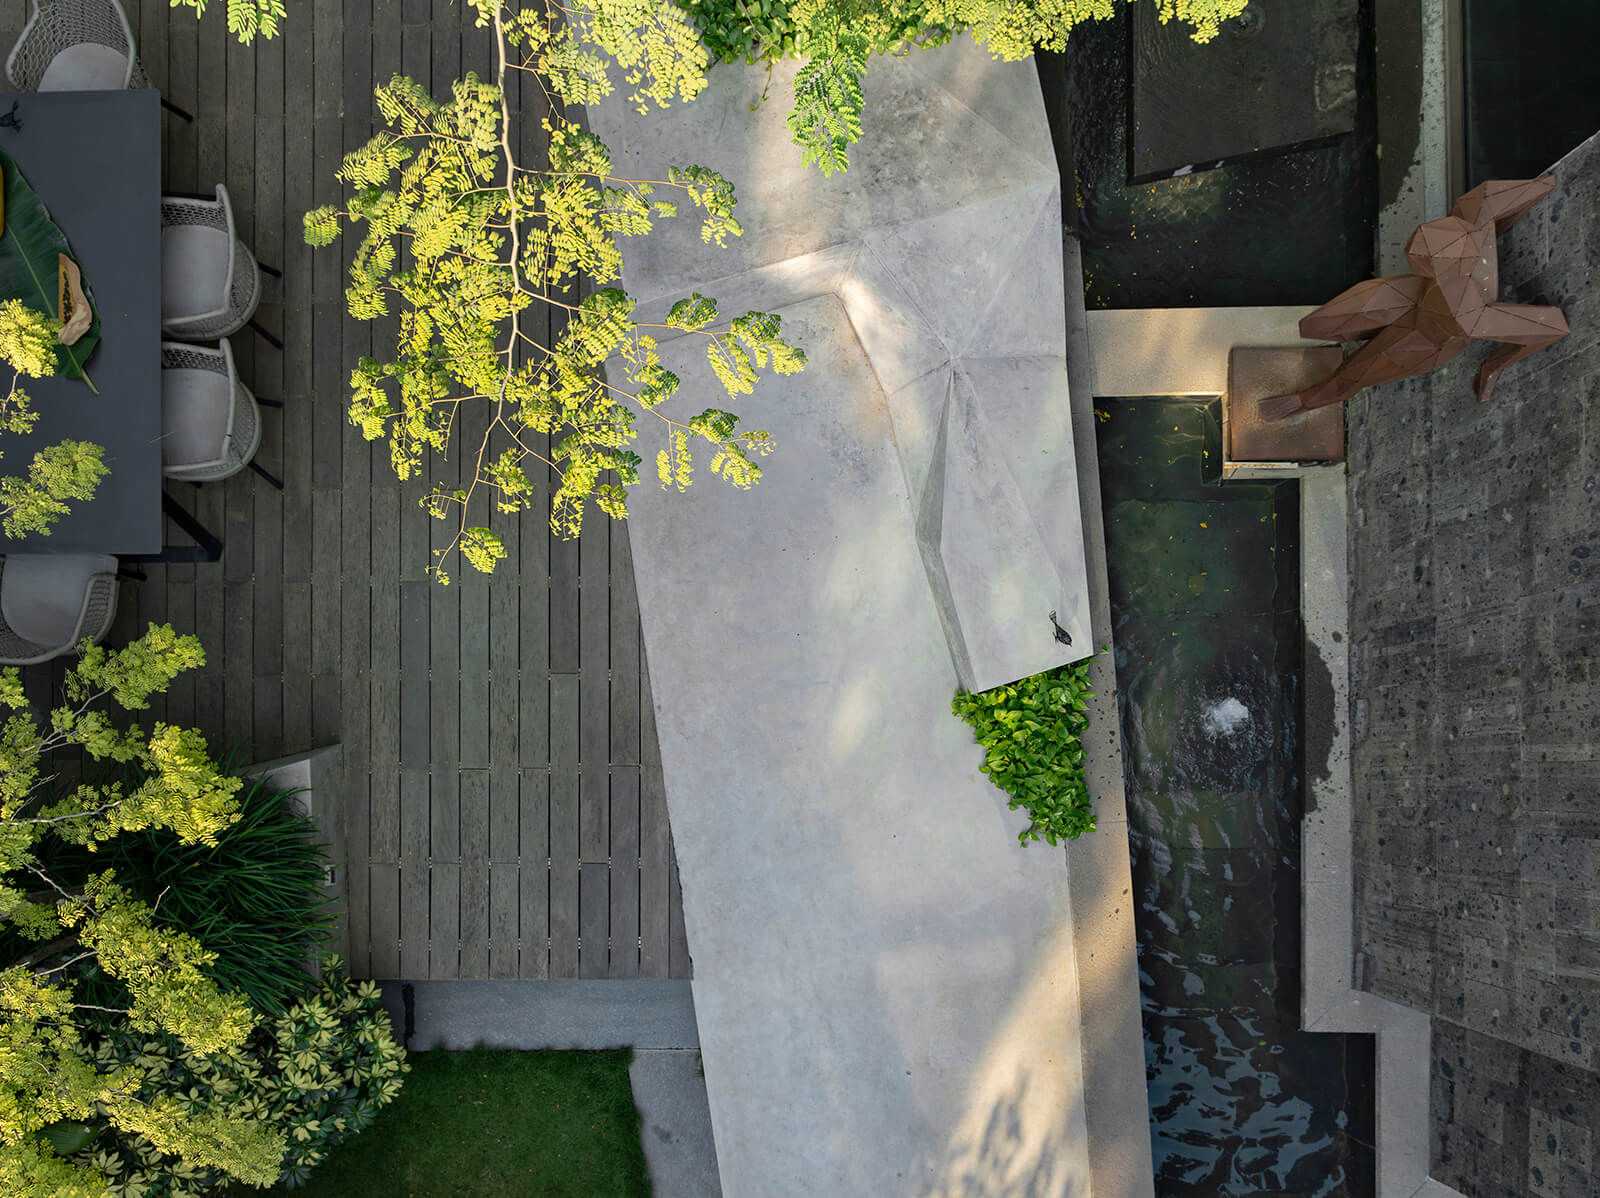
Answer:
[305,0,808,582]
[0,627,277,1197]
[0,300,106,540]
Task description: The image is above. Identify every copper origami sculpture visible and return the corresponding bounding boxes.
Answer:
[1260,177,1570,420]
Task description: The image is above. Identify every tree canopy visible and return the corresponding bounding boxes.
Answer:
[306,0,808,581]
[0,627,284,1197]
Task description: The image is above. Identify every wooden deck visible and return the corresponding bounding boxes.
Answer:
[3,0,690,981]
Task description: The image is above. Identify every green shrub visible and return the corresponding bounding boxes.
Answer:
[38,772,335,1017]
[952,659,1095,845]
[73,960,409,1197]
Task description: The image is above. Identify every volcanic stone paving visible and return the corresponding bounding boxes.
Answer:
[1347,129,1600,1197]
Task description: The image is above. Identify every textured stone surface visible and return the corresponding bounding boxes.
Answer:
[617,293,1092,1198]
[591,39,1092,695]
[1348,130,1600,1198]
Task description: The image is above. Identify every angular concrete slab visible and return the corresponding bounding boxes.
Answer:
[584,40,1114,1195]
[594,41,1092,693]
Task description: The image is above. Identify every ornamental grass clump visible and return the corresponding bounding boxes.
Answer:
[55,770,336,1018]
[952,658,1095,846]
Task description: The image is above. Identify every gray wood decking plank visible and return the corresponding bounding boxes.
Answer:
[490,762,518,862]
[489,537,519,770]
[428,527,460,765]
[550,530,580,674]
[223,581,252,755]
[138,541,168,728]
[456,398,491,768]
[281,583,312,752]
[488,764,519,978]
[549,674,580,978]
[578,862,609,979]
[609,765,641,979]
[310,488,341,674]
[368,862,401,979]
[399,769,430,977]
[163,567,197,732]
[610,522,642,765]
[579,520,610,861]
[370,765,400,864]
[489,862,519,979]
[164,0,199,193]
[518,497,550,768]
[398,581,429,767]
[459,769,490,976]
[517,769,550,978]
[429,759,459,863]
[429,861,460,980]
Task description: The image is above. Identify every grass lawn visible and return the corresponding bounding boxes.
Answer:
[264,1047,651,1198]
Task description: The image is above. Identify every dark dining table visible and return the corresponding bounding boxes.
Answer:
[0,87,163,556]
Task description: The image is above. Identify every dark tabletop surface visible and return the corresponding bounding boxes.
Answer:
[0,88,161,555]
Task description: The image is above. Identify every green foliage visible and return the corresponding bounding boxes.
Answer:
[952,658,1096,846]
[786,31,868,176]
[0,152,102,383]
[72,961,408,1196]
[56,774,335,1018]
[678,0,1249,172]
[308,6,807,582]
[0,301,106,539]
[168,0,286,42]
[0,626,276,1196]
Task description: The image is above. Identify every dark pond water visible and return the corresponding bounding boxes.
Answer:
[1037,0,1377,311]
[1096,399,1376,1197]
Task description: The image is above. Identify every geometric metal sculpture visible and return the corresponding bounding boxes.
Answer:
[1260,177,1570,419]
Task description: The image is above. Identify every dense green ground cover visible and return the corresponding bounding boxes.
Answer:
[261,1048,650,1198]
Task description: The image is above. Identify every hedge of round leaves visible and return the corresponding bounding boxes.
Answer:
[952,658,1095,846]
[72,959,408,1196]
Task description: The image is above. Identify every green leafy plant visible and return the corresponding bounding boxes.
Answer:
[0,626,288,1198]
[952,658,1095,846]
[41,771,336,1019]
[168,0,286,42]
[71,960,407,1196]
[306,0,807,582]
[0,151,102,383]
[0,299,107,540]
[679,0,1249,175]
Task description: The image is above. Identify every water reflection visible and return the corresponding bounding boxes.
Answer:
[1097,399,1374,1196]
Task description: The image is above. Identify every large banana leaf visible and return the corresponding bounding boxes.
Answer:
[0,146,100,381]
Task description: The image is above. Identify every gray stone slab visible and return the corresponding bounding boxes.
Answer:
[584,39,1116,1197]
[376,979,700,1051]
[592,38,1091,695]
[630,1049,722,1198]
[0,89,162,554]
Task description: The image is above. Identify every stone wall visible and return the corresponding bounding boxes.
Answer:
[1348,130,1599,1197]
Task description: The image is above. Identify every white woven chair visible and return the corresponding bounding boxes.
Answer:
[5,0,143,91]
[6,0,193,117]
[161,185,280,345]
[0,553,118,666]
[160,340,281,488]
